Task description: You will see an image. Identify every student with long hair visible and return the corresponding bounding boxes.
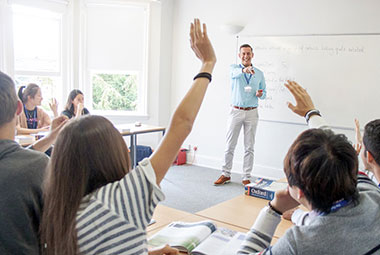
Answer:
[40,19,216,255]
[17,83,58,134]
[61,89,90,119]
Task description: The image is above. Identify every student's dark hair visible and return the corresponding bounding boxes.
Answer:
[17,83,40,103]
[284,128,359,213]
[0,72,18,126]
[65,89,84,114]
[240,44,253,51]
[363,119,380,165]
[40,115,131,254]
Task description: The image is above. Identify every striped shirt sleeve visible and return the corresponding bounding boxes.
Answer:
[94,158,165,230]
[76,158,165,254]
[238,206,281,254]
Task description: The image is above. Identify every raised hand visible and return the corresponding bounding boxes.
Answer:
[284,80,315,117]
[49,98,59,117]
[76,103,84,117]
[354,118,362,155]
[150,18,216,184]
[189,19,216,67]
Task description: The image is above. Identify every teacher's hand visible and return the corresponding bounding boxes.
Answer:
[284,80,315,117]
[243,66,255,75]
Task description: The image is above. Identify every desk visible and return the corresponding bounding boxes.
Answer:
[116,124,166,167]
[195,194,293,238]
[15,135,37,147]
[147,204,194,233]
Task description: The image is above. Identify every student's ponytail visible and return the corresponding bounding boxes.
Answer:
[18,85,26,103]
[17,83,40,104]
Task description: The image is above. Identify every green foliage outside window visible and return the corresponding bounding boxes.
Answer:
[92,73,138,111]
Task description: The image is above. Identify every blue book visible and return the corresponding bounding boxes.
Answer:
[244,177,288,200]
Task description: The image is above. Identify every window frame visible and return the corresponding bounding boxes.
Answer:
[81,0,150,117]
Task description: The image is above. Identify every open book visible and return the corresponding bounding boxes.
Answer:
[148,220,246,255]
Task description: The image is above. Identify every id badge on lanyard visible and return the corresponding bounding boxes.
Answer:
[240,64,253,93]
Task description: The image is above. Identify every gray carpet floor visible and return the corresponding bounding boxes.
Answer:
[159,164,247,213]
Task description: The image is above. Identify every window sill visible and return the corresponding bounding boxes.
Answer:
[92,110,149,120]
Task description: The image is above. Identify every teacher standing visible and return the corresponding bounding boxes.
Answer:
[214,44,266,186]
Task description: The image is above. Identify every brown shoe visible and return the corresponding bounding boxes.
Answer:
[242,180,251,186]
[214,175,231,185]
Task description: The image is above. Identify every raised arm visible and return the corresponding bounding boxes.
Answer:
[150,19,216,184]
[30,115,68,152]
[354,118,362,155]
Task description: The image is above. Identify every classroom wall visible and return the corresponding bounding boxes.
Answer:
[169,0,380,179]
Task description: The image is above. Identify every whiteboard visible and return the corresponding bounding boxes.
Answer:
[240,35,380,128]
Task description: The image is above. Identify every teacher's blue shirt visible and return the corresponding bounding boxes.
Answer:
[230,64,267,107]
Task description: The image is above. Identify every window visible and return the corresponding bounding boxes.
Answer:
[3,0,150,116]
[12,4,63,111]
[85,1,149,115]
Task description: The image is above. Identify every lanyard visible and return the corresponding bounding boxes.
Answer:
[307,198,352,222]
[24,105,37,129]
[319,198,351,216]
[240,64,253,85]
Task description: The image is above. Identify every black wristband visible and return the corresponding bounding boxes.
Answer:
[304,109,321,123]
[193,72,212,82]
[268,201,283,215]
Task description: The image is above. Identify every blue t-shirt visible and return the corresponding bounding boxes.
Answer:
[230,64,267,107]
